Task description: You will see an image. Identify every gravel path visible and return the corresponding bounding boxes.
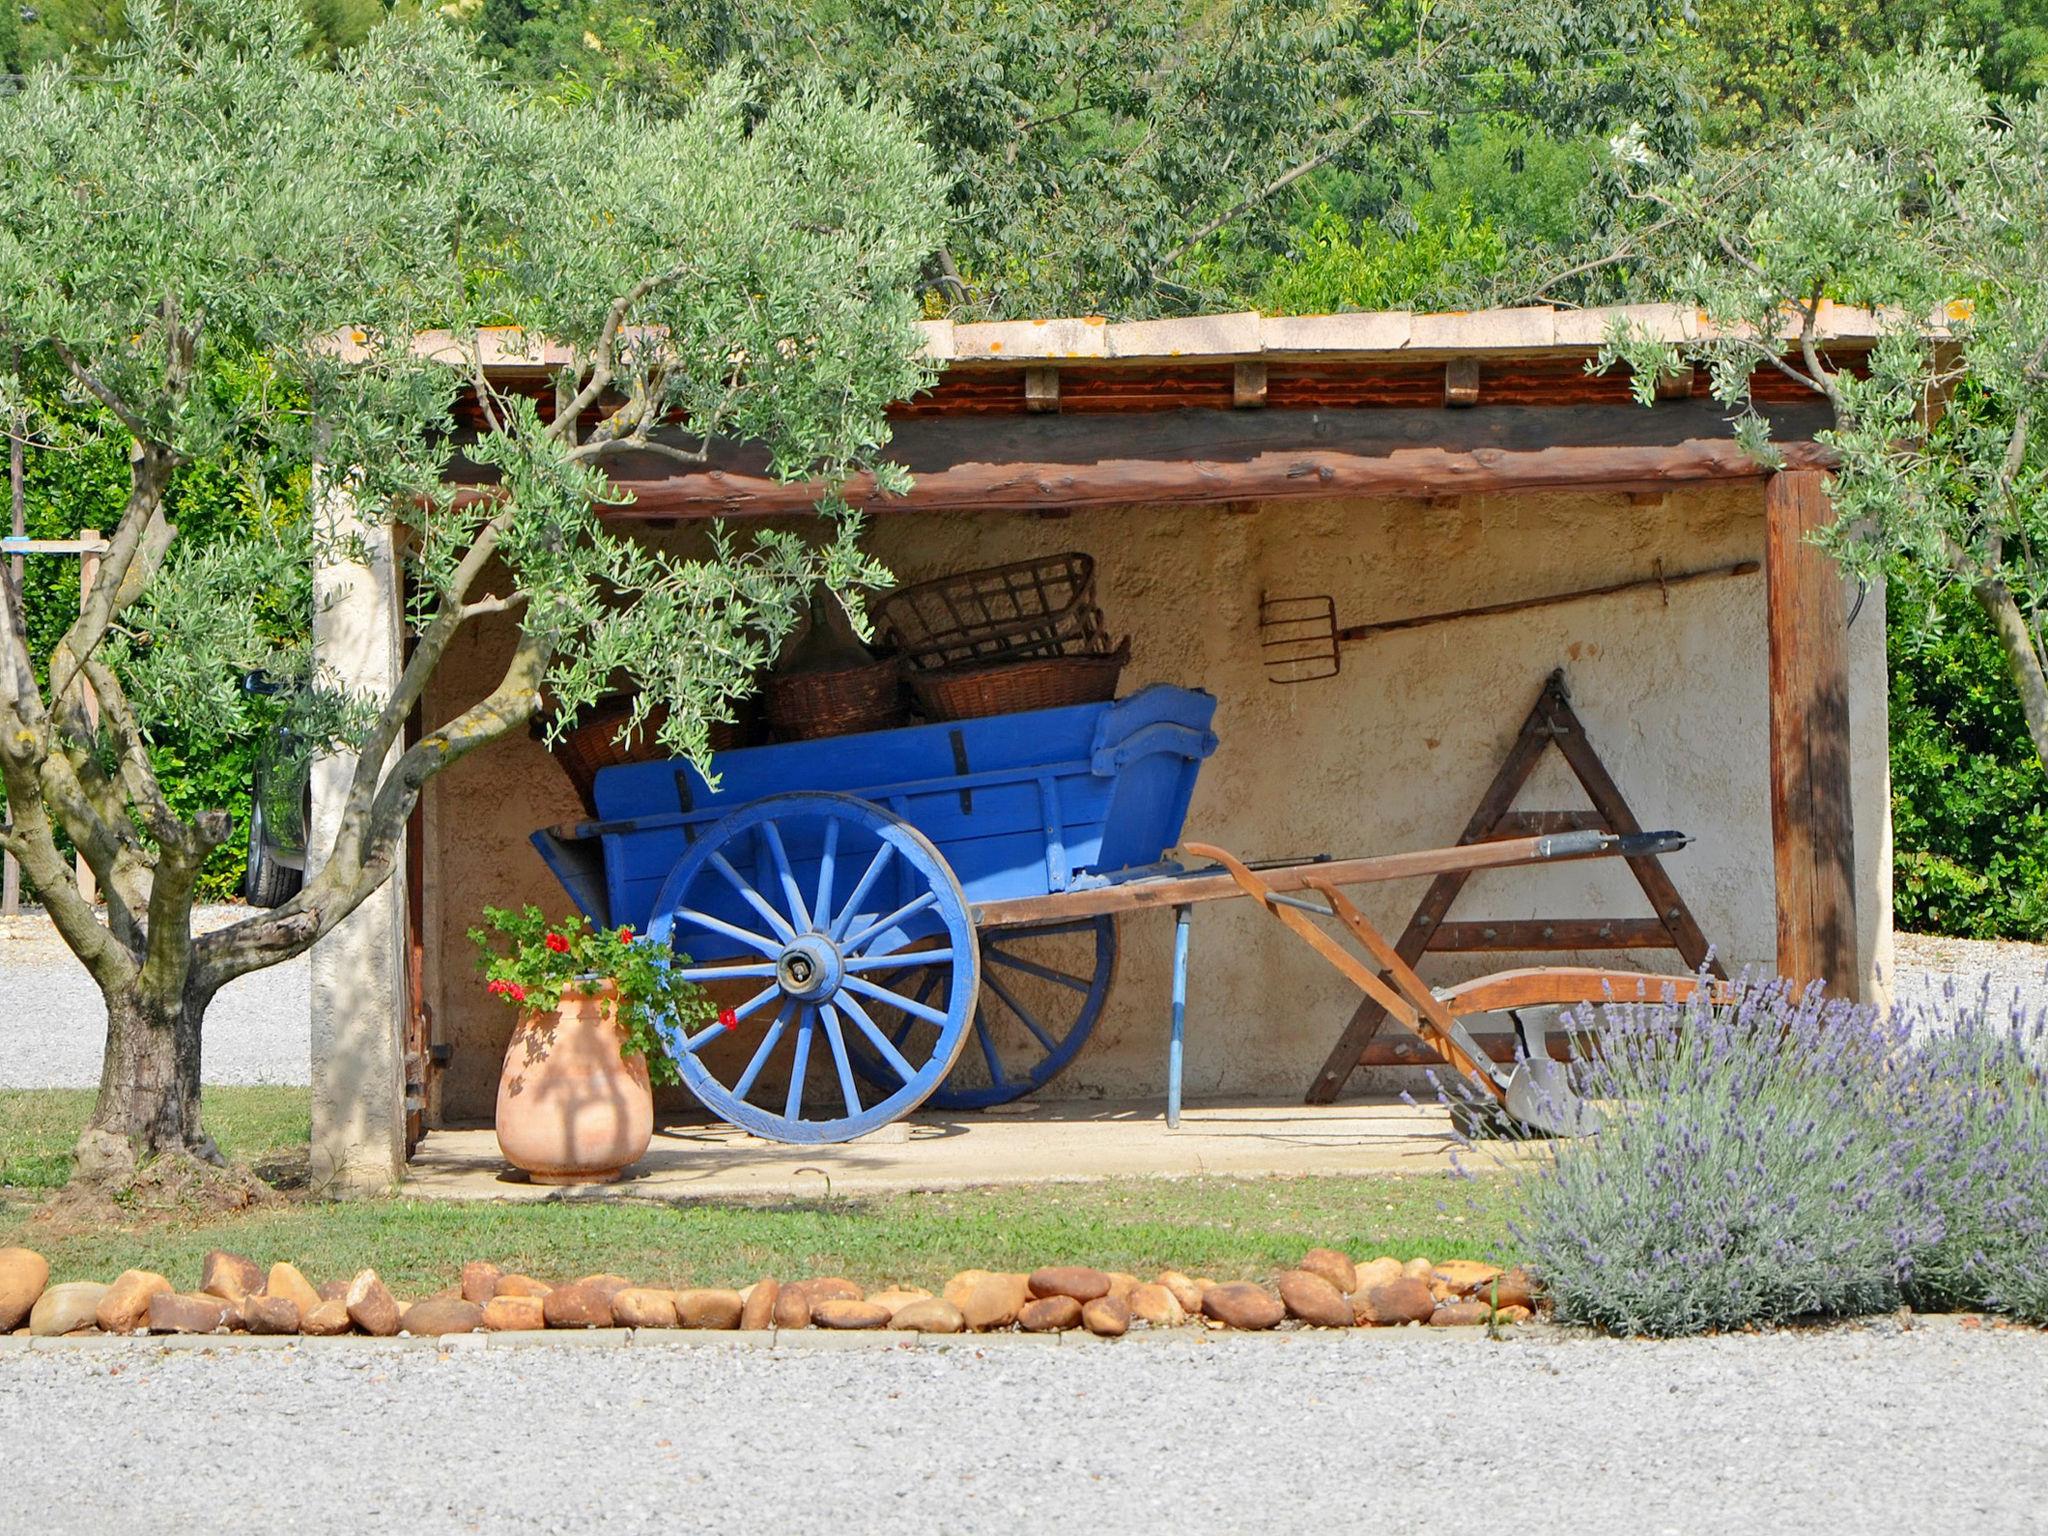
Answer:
[0,906,308,1088]
[0,1323,2041,1534]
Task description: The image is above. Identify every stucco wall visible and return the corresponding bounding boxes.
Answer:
[419,484,1893,1123]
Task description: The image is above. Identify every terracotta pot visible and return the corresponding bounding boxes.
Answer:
[494,981,653,1184]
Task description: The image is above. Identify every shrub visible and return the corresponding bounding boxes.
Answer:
[1504,974,2048,1334]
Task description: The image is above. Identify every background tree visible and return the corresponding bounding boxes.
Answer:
[0,0,946,1185]
[1600,53,2048,786]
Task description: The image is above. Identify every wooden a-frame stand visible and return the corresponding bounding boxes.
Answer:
[1304,668,1724,1104]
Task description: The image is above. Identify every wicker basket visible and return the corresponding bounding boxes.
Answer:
[537,696,759,814]
[877,553,1112,673]
[764,657,906,740]
[909,640,1131,722]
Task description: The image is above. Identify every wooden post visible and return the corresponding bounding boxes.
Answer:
[1764,470,1857,997]
[75,526,100,905]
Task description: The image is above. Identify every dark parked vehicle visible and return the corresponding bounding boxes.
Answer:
[241,673,310,908]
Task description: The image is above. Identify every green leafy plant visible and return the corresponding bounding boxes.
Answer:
[469,906,714,1086]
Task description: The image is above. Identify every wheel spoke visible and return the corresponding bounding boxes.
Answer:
[844,974,951,1026]
[729,981,783,1023]
[844,948,954,973]
[985,945,1092,992]
[733,1002,795,1099]
[674,961,779,983]
[784,1008,816,1121]
[973,1005,1009,1087]
[819,1004,864,1117]
[837,991,918,1083]
[710,851,797,941]
[828,841,895,940]
[841,890,939,954]
[760,820,812,933]
[671,906,781,959]
[813,817,840,933]
[983,968,1060,1054]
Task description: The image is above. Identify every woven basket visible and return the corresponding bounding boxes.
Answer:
[538,696,759,814]
[877,553,1112,673]
[909,640,1131,722]
[764,657,905,740]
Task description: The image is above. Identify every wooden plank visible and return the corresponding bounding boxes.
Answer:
[1425,917,1674,951]
[455,398,1838,519]
[1765,469,1859,996]
[968,830,1640,928]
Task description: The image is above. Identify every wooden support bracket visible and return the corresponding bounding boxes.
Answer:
[1233,362,1268,409]
[1444,358,1481,408]
[1024,366,1060,414]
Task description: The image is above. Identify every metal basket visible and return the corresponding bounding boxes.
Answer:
[909,641,1131,722]
[877,553,1112,673]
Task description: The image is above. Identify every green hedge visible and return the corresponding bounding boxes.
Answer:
[1888,564,2048,939]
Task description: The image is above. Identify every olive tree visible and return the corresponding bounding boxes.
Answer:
[1600,53,2048,769]
[0,0,945,1185]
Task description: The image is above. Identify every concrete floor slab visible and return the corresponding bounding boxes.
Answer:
[402,1098,1488,1201]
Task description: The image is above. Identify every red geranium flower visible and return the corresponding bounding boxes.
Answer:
[617,926,634,942]
[718,1007,739,1030]
[545,933,571,954]
[487,978,528,1004]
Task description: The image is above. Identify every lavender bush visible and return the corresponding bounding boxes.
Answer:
[1502,974,2048,1334]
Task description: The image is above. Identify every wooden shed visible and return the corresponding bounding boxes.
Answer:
[305,304,1889,1191]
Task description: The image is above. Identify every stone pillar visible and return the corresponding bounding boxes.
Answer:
[308,473,409,1195]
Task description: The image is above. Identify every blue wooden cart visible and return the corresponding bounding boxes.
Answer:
[532,685,1220,1143]
[532,682,1693,1144]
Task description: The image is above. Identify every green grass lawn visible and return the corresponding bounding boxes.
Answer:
[1,1087,1516,1297]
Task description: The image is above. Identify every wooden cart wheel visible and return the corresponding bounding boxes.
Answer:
[848,917,1118,1109]
[643,792,979,1144]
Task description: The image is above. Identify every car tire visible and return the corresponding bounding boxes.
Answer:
[242,800,303,908]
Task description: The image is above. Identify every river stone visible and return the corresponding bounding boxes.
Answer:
[1202,1283,1285,1331]
[1495,1304,1534,1324]
[890,1299,965,1334]
[1432,1260,1502,1297]
[542,1281,615,1329]
[772,1286,811,1329]
[238,1294,298,1335]
[740,1278,779,1330]
[813,1298,893,1330]
[1491,1268,1538,1311]
[1277,1269,1353,1327]
[0,1248,50,1332]
[674,1289,743,1330]
[1430,1300,1492,1327]
[1400,1257,1433,1281]
[1352,1257,1403,1294]
[346,1271,403,1337]
[482,1295,545,1331]
[494,1274,552,1300]
[149,1292,231,1335]
[1128,1283,1186,1328]
[865,1287,932,1319]
[611,1288,678,1329]
[31,1282,110,1337]
[1028,1266,1112,1303]
[942,1270,996,1310]
[317,1280,351,1303]
[266,1263,322,1318]
[404,1298,486,1336]
[960,1273,1031,1332]
[97,1270,173,1334]
[573,1274,636,1303]
[200,1251,264,1304]
[1018,1295,1083,1332]
[460,1262,503,1305]
[790,1277,863,1306]
[1355,1277,1436,1326]
[1082,1297,1130,1337]
[1157,1271,1205,1315]
[301,1299,353,1336]
[1298,1248,1358,1296]
[1105,1273,1140,1304]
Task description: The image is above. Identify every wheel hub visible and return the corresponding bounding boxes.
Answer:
[776,933,844,1002]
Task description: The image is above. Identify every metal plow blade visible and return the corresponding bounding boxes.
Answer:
[1502,1058,1604,1138]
